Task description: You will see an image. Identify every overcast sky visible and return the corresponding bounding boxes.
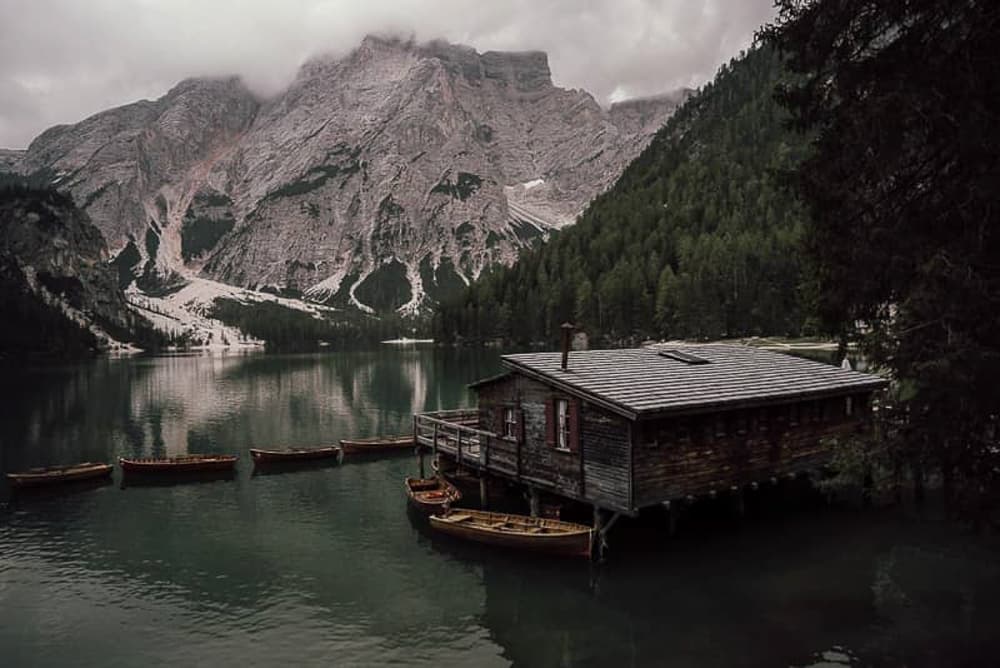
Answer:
[0,0,776,148]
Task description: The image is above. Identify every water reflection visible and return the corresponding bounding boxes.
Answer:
[472,509,1000,668]
[0,347,501,478]
[1,349,998,667]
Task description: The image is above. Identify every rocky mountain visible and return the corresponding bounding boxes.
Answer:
[14,35,687,314]
[0,184,157,356]
[434,46,812,346]
[0,149,24,172]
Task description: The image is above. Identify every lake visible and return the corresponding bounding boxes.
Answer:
[1,347,998,667]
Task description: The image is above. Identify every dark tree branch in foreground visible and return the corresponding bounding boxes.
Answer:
[761,0,1000,516]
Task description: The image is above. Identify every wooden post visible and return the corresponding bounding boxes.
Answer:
[663,500,677,537]
[595,511,621,562]
[515,426,522,481]
[433,422,439,457]
[529,487,541,517]
[457,429,463,467]
[479,475,488,509]
[591,506,603,562]
[415,414,424,477]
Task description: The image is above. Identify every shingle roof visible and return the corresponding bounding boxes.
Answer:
[500,344,887,419]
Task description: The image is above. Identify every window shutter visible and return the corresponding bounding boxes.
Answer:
[517,409,525,443]
[569,399,581,452]
[545,399,555,446]
[494,406,504,434]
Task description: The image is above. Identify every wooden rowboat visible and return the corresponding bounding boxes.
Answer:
[429,509,593,558]
[339,435,414,455]
[404,476,462,515]
[6,462,113,489]
[249,446,343,464]
[118,454,238,474]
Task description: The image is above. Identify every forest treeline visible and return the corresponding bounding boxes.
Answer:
[209,298,426,351]
[433,47,811,347]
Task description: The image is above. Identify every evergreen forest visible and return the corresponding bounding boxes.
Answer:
[434,46,811,346]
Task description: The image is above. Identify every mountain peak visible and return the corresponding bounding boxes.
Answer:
[480,50,551,91]
[358,33,415,53]
[419,39,552,91]
[17,33,685,316]
[301,36,555,94]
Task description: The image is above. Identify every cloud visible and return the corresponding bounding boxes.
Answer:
[0,0,775,148]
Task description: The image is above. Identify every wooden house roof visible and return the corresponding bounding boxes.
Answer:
[500,344,887,420]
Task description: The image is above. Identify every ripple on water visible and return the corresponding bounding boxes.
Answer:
[3,352,1000,667]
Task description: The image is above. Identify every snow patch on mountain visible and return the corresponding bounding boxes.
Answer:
[125,277,339,348]
[14,36,689,316]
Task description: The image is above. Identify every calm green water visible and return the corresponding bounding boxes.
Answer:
[1,348,998,667]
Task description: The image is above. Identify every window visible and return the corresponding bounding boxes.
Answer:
[556,399,570,451]
[503,407,517,438]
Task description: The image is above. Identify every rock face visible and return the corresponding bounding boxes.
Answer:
[18,77,260,294]
[16,36,686,313]
[0,185,142,354]
[0,149,24,172]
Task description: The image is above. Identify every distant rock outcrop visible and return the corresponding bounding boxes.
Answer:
[0,149,24,172]
[0,185,153,355]
[15,35,687,313]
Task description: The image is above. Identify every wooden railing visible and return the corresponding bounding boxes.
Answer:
[414,409,520,478]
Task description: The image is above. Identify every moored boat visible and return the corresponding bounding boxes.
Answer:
[6,462,113,489]
[404,476,462,515]
[249,446,343,464]
[339,435,414,455]
[118,454,238,474]
[428,509,593,558]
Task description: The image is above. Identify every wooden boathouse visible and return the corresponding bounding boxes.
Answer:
[415,342,886,553]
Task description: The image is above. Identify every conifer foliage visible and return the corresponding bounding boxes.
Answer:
[762,0,1000,512]
[434,47,811,346]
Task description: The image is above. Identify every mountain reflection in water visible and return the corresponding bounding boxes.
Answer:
[0,349,997,667]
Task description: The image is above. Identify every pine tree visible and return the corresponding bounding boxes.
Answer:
[763,0,1000,515]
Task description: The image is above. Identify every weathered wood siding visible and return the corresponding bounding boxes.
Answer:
[478,375,581,498]
[580,406,631,510]
[477,374,875,512]
[476,373,632,510]
[632,392,874,507]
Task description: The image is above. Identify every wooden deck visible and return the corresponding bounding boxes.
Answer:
[414,409,584,502]
[415,409,493,470]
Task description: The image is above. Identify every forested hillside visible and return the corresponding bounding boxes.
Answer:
[434,46,811,346]
[0,180,165,357]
